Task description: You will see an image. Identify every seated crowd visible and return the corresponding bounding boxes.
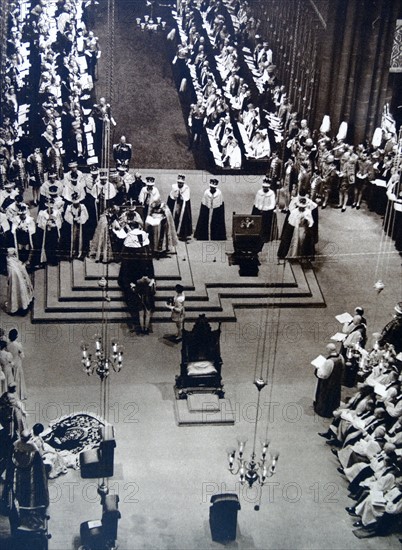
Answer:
[170,0,401,235]
[315,302,402,538]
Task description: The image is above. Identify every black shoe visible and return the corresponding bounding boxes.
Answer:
[337,467,345,475]
[321,204,327,209]
[345,507,358,517]
[341,207,346,212]
[326,439,341,447]
[356,204,360,210]
[143,328,150,335]
[353,521,363,528]
[318,432,332,439]
[331,448,338,456]
[351,203,356,208]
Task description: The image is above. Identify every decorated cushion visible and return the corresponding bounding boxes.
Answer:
[187,360,217,376]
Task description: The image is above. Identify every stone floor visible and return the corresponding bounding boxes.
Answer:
[0,179,401,548]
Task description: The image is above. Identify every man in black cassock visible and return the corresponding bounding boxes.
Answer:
[314,343,344,418]
[194,179,226,240]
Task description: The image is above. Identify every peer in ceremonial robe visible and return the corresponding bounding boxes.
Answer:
[62,161,86,204]
[89,172,117,215]
[62,193,89,260]
[138,178,161,219]
[251,179,278,242]
[36,199,63,266]
[194,179,226,240]
[167,174,192,241]
[11,207,36,267]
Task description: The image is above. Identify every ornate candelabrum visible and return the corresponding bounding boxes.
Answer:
[135,2,166,32]
[228,379,279,489]
[81,277,124,379]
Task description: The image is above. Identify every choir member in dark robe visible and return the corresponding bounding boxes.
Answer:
[314,343,344,418]
[167,174,192,241]
[251,178,278,242]
[194,179,226,240]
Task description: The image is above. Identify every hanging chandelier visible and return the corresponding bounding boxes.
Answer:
[228,378,279,488]
[135,0,166,31]
[81,277,124,380]
[136,14,166,32]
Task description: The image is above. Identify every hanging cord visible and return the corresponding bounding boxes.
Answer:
[264,261,286,443]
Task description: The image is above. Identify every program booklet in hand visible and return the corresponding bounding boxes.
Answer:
[335,312,353,324]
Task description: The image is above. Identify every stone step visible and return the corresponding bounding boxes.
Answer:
[32,238,326,324]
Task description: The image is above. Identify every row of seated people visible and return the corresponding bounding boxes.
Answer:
[171,0,279,168]
[317,303,402,538]
[0,165,194,273]
[0,0,102,180]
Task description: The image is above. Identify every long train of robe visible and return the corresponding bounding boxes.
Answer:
[167,195,192,240]
[194,203,226,240]
[251,206,278,242]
